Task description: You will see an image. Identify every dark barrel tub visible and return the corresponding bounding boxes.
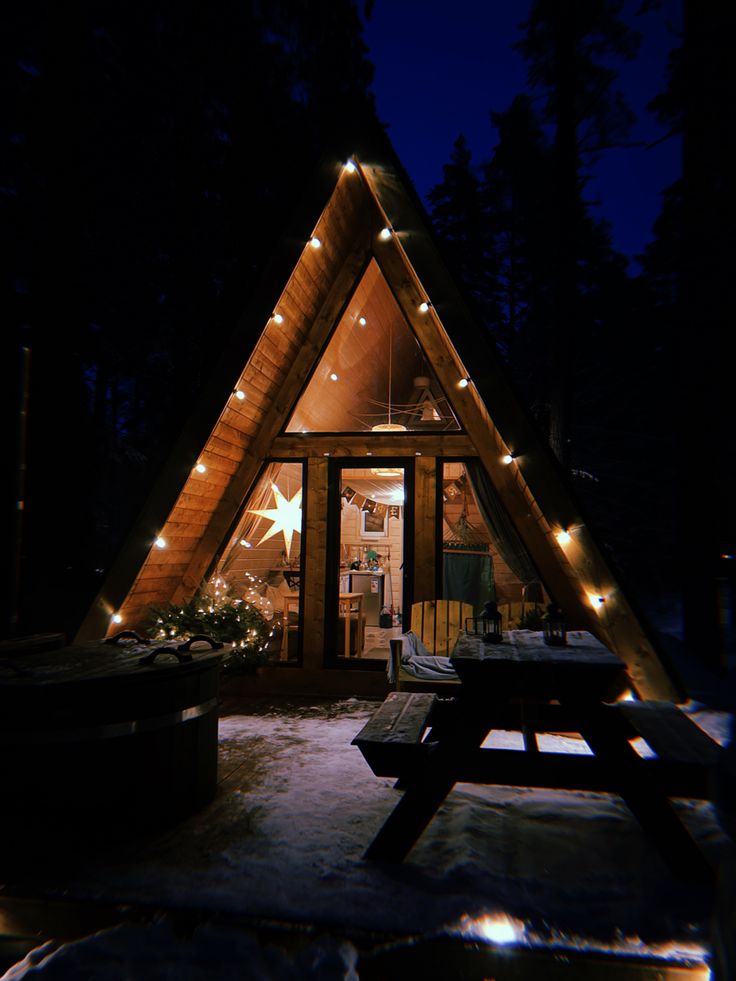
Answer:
[0,635,222,839]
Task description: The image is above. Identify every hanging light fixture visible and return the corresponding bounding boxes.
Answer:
[371,317,405,477]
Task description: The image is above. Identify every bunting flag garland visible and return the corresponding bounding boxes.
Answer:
[340,487,403,519]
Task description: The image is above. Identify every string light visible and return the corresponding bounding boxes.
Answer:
[239,539,252,548]
[379,227,392,241]
[273,313,284,324]
[501,453,515,465]
[155,537,167,549]
[195,463,207,473]
[456,912,526,946]
[344,160,357,173]
[310,236,321,249]
[330,372,338,381]
[418,301,430,313]
[234,390,245,400]
[556,530,572,546]
[111,613,122,624]
[458,377,470,389]
[358,316,367,326]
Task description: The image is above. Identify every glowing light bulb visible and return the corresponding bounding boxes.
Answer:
[111,613,122,624]
[476,914,524,945]
[234,390,245,400]
[556,530,571,546]
[458,377,469,388]
[195,463,207,473]
[344,160,357,173]
[502,454,514,465]
[418,301,430,313]
[457,912,525,946]
[330,372,338,381]
[273,313,284,324]
[310,236,321,249]
[358,316,367,326]
[240,539,252,548]
[379,227,392,240]
[155,537,167,549]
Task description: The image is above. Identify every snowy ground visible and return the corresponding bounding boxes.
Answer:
[2,694,733,979]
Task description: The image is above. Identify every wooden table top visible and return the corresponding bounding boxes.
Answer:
[451,630,626,702]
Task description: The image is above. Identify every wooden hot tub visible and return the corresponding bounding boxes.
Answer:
[0,634,222,836]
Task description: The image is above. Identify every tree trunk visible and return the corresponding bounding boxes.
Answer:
[549,0,577,470]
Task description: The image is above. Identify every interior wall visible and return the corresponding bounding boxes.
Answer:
[339,503,403,616]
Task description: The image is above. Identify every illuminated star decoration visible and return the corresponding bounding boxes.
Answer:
[248,484,302,559]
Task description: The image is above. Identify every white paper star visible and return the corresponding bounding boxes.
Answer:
[248,484,302,559]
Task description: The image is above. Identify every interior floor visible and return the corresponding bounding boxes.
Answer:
[359,624,402,660]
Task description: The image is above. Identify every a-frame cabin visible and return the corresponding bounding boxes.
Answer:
[77,130,681,702]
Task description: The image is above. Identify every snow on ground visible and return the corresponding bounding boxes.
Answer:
[2,697,733,978]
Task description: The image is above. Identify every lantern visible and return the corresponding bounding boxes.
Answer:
[543,603,567,646]
[466,600,503,644]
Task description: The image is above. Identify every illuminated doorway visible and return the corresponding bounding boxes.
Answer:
[332,463,407,664]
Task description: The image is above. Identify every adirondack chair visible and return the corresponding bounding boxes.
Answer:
[389,599,472,692]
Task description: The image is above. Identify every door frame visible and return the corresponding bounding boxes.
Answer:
[324,457,415,669]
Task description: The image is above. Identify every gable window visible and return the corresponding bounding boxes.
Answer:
[285,260,459,434]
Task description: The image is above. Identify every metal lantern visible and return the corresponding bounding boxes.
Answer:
[543,603,567,646]
[466,600,503,644]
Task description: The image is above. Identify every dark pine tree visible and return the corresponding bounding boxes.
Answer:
[427,134,499,331]
[515,0,639,466]
[677,4,735,668]
[4,1,377,638]
[480,95,556,406]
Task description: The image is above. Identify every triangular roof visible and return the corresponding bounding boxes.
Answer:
[77,128,681,701]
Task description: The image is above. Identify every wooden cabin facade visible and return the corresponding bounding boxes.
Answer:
[77,139,680,701]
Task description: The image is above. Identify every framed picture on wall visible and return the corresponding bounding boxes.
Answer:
[360,508,387,539]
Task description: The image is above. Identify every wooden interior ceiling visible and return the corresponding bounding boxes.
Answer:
[286,259,458,433]
[340,468,405,504]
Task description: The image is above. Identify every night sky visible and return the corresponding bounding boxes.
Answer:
[363,0,682,265]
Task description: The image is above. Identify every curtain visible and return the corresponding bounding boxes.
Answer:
[443,550,493,615]
[465,459,542,597]
[219,462,284,579]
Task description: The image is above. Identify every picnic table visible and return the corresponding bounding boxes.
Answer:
[353,631,721,882]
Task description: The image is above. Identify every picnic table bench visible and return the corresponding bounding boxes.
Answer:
[353,633,724,883]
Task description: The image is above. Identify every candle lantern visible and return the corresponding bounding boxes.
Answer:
[466,600,503,644]
[543,603,567,646]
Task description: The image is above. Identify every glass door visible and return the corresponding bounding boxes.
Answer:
[331,463,407,664]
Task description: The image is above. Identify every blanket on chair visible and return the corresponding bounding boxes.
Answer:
[386,631,459,684]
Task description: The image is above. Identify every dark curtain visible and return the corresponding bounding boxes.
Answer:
[443,550,493,614]
[465,459,542,596]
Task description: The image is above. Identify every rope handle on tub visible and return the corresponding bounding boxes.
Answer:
[138,647,194,665]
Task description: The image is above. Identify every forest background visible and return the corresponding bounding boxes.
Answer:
[3,2,733,665]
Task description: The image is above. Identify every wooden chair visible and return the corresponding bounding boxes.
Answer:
[389,600,472,692]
